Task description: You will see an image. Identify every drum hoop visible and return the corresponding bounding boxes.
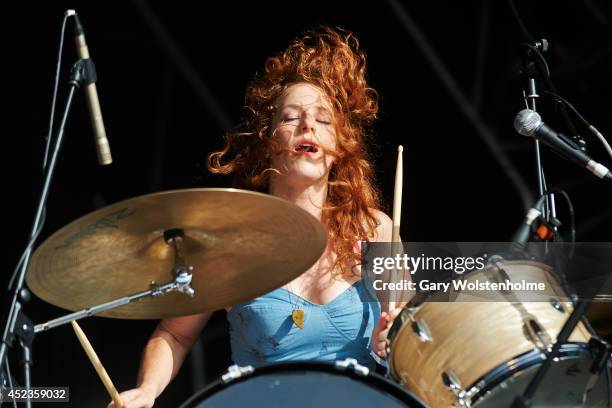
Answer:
[467,342,591,404]
[178,360,426,408]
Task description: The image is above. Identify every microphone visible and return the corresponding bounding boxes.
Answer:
[73,14,112,165]
[514,109,611,184]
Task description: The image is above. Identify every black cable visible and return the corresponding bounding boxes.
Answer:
[521,42,551,78]
[7,209,46,291]
[43,12,73,172]
[8,12,74,290]
[542,90,591,127]
[542,90,612,160]
[529,51,581,138]
[4,356,18,408]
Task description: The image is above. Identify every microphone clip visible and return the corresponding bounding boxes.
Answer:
[68,58,98,89]
[532,215,562,242]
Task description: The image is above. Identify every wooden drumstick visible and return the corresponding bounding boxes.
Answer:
[390,145,403,311]
[71,321,125,408]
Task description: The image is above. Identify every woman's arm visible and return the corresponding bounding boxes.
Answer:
[371,208,414,309]
[108,312,212,408]
[369,209,412,359]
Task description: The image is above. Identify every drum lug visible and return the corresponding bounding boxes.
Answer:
[411,318,433,343]
[523,316,552,350]
[221,364,254,383]
[335,358,370,376]
[403,307,432,343]
[442,368,462,391]
[442,369,472,407]
[548,298,566,313]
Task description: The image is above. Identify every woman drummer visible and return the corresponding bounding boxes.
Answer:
[111,26,410,408]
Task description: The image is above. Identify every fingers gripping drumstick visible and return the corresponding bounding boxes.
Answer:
[71,321,125,408]
[390,145,403,311]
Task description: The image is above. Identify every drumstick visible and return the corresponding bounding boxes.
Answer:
[390,145,403,311]
[392,145,403,244]
[71,321,125,408]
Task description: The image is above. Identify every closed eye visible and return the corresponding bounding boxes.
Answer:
[282,117,299,123]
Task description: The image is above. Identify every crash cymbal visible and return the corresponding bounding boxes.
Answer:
[27,188,327,319]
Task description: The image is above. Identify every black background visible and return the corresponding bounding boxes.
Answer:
[3,1,612,406]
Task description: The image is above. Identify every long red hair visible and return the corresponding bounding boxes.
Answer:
[207,27,382,277]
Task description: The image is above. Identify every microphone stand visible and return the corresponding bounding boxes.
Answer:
[511,46,610,408]
[522,46,557,226]
[507,3,609,405]
[0,58,92,408]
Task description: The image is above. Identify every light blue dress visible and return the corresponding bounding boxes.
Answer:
[226,280,381,369]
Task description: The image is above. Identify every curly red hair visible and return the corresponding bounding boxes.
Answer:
[207,26,383,277]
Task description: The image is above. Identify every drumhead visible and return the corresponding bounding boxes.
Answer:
[179,361,427,408]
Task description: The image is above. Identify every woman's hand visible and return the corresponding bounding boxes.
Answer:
[107,385,156,408]
[371,308,402,359]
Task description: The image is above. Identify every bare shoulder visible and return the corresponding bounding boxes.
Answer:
[369,208,393,242]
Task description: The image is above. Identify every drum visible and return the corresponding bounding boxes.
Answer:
[179,360,428,407]
[387,259,611,407]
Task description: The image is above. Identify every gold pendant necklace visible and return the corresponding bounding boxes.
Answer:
[292,309,305,329]
[287,281,305,329]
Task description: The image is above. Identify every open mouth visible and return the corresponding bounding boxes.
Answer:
[293,141,319,154]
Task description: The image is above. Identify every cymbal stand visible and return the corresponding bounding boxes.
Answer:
[34,228,195,333]
[0,59,88,408]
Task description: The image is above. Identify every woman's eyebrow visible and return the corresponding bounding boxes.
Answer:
[281,103,332,113]
[280,104,301,110]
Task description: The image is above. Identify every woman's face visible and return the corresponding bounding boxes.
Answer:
[270,82,337,184]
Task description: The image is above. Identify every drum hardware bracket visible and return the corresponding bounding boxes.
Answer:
[523,316,552,351]
[410,318,433,343]
[173,270,195,297]
[5,290,35,350]
[442,369,462,390]
[33,271,196,334]
[155,273,194,297]
[335,358,370,376]
[548,298,566,314]
[165,228,196,297]
[221,364,254,383]
[14,312,34,354]
[442,369,478,407]
[5,293,35,405]
[402,307,433,343]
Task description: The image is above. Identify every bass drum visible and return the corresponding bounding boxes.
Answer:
[387,259,611,407]
[179,360,428,408]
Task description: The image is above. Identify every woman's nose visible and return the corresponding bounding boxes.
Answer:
[300,114,315,132]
